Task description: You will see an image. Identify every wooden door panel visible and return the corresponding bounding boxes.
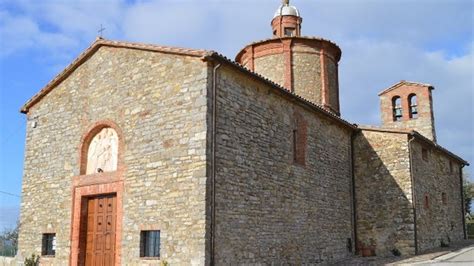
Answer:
[83,194,116,266]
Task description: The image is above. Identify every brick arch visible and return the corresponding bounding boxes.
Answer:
[79,120,125,175]
[408,93,418,119]
[71,119,125,265]
[392,95,402,121]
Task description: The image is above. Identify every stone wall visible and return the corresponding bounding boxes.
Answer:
[254,54,285,87]
[19,46,209,265]
[213,65,354,264]
[354,130,416,256]
[410,140,464,252]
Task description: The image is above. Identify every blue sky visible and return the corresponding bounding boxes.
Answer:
[0,0,473,230]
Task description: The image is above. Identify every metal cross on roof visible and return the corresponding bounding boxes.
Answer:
[98,24,106,37]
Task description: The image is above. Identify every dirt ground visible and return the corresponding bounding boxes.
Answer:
[333,239,474,265]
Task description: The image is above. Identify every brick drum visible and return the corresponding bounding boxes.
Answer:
[236,37,342,115]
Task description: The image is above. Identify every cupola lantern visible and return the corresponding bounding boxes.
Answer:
[272,0,302,37]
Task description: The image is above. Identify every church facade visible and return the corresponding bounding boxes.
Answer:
[17,1,468,265]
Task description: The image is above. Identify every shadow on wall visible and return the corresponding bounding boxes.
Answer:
[354,132,416,257]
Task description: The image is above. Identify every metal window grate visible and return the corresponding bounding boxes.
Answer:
[41,233,56,256]
[140,230,160,258]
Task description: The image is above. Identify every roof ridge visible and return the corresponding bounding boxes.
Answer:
[378,80,434,96]
[20,38,211,113]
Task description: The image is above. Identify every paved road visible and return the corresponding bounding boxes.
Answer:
[443,247,474,262]
[420,246,474,265]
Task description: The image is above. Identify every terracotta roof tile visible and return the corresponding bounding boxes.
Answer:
[21,38,356,130]
[20,38,211,113]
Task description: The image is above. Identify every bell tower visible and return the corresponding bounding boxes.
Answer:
[236,0,343,115]
[379,81,437,142]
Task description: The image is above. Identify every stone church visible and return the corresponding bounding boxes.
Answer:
[17,1,468,265]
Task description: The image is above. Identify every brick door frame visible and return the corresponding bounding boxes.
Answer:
[70,178,123,266]
[70,120,125,265]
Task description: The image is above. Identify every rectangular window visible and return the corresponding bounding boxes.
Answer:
[442,192,447,205]
[284,27,295,37]
[449,161,453,173]
[140,230,160,258]
[422,148,429,161]
[41,233,56,256]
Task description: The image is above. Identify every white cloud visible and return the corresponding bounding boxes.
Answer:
[0,0,472,165]
[338,38,473,163]
[0,0,126,57]
[0,11,78,57]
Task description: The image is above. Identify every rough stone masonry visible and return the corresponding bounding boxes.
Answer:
[17,1,468,265]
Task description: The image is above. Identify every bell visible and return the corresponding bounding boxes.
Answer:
[395,109,402,117]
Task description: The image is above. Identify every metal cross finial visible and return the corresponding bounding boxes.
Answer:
[98,24,106,37]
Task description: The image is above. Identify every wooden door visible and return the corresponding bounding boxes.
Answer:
[84,194,116,266]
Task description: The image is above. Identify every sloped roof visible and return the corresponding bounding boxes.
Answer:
[358,126,469,166]
[378,80,434,96]
[20,38,356,130]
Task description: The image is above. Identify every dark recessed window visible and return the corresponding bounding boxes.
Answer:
[41,233,56,256]
[442,192,447,205]
[140,230,160,258]
[293,129,298,163]
[424,194,430,209]
[284,27,295,37]
[422,148,429,161]
[449,161,453,173]
[292,129,306,165]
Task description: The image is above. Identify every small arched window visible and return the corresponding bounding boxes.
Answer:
[424,194,430,209]
[392,96,403,121]
[441,192,447,205]
[85,127,119,174]
[408,94,418,119]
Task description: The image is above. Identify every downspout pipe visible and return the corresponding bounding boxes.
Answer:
[210,62,221,266]
[408,135,418,254]
[350,130,359,254]
[460,165,467,239]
